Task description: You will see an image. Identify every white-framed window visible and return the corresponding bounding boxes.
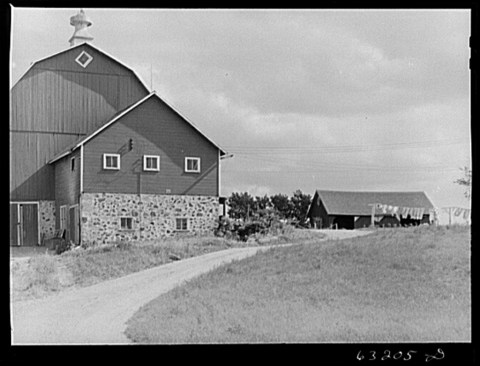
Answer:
[59,205,68,230]
[143,155,160,172]
[75,50,93,68]
[120,217,133,230]
[185,157,201,173]
[103,153,120,170]
[175,218,189,231]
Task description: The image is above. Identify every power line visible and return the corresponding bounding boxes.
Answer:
[225,138,469,154]
[225,154,461,173]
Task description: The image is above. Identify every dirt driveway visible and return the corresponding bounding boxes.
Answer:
[11,229,372,344]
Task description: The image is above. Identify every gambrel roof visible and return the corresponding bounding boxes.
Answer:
[48,91,227,164]
[13,42,150,92]
[308,190,435,216]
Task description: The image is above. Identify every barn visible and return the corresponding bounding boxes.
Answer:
[10,10,228,246]
[307,190,435,230]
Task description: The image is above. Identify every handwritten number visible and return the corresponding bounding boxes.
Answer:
[403,350,417,361]
[357,351,365,361]
[369,351,376,361]
[393,351,403,360]
[381,350,391,360]
[425,348,445,362]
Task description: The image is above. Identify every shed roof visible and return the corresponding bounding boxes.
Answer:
[312,190,435,216]
[48,91,227,164]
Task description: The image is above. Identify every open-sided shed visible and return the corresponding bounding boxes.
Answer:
[306,190,435,229]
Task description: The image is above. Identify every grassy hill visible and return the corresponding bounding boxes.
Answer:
[125,225,471,343]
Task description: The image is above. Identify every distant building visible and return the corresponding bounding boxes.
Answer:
[307,190,435,230]
[10,10,228,246]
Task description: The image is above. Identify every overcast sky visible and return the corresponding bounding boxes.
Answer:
[10,8,471,223]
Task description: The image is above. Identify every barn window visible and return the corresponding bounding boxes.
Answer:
[185,157,201,173]
[75,51,93,68]
[143,155,160,172]
[120,217,133,230]
[175,218,189,231]
[71,157,75,171]
[103,154,120,170]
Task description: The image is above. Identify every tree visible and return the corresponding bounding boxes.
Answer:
[255,195,271,210]
[454,166,472,199]
[270,193,293,218]
[227,192,255,220]
[290,189,312,222]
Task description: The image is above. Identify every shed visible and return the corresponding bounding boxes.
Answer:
[307,190,435,229]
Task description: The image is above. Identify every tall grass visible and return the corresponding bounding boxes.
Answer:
[11,229,326,301]
[11,256,62,300]
[125,225,471,343]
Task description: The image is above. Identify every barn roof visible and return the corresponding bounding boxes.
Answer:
[13,42,150,92]
[312,190,435,216]
[48,91,227,163]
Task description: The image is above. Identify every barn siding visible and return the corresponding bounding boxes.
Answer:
[10,44,149,201]
[308,192,331,228]
[83,97,219,196]
[54,150,81,229]
[9,132,82,200]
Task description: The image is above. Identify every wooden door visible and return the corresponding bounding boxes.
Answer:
[10,204,19,246]
[69,206,80,245]
[20,204,39,246]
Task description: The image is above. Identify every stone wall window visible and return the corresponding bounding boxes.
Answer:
[120,217,133,230]
[103,153,120,170]
[143,155,160,172]
[185,157,201,173]
[175,218,189,231]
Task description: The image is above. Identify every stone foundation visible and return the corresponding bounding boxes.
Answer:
[39,200,56,239]
[80,193,219,244]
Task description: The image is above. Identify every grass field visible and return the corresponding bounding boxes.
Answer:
[125,225,471,343]
[10,229,325,301]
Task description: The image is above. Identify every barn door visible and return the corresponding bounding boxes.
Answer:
[10,204,19,246]
[10,203,39,246]
[69,205,80,245]
[21,204,39,246]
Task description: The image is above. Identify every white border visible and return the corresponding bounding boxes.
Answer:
[75,50,93,68]
[103,153,121,170]
[175,217,189,231]
[119,216,134,230]
[143,155,160,172]
[185,157,201,173]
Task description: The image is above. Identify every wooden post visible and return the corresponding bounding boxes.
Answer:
[368,203,376,228]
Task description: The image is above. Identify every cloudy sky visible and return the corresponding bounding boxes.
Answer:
[10,8,471,223]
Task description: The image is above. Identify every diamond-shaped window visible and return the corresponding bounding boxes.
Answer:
[75,51,93,68]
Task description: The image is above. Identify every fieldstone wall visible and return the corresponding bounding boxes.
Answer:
[39,200,56,239]
[80,193,219,245]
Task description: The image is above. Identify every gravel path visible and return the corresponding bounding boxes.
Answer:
[11,229,372,344]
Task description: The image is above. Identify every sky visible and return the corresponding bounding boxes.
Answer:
[10,8,471,224]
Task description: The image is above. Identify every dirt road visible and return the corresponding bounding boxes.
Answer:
[11,230,371,344]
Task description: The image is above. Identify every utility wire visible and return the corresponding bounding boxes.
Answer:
[225,138,469,154]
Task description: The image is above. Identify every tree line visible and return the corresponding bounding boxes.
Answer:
[226,189,312,224]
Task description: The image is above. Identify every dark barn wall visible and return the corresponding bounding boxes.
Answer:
[9,132,80,200]
[83,97,219,196]
[355,216,372,229]
[308,193,330,228]
[54,150,81,229]
[10,44,149,201]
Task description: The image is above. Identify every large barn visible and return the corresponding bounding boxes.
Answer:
[307,190,435,229]
[10,10,228,246]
